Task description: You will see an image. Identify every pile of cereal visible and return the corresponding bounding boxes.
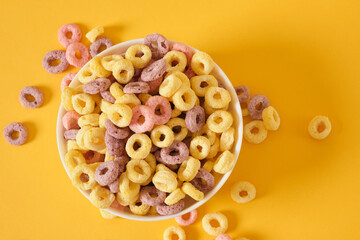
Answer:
[61,32,237,216]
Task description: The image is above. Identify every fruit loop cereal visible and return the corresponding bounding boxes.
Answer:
[42,50,69,74]
[163,226,186,240]
[59,33,238,217]
[86,26,104,43]
[230,181,256,204]
[66,42,91,68]
[308,115,331,140]
[262,106,280,131]
[58,23,82,48]
[90,37,113,57]
[216,234,233,240]
[234,85,250,103]
[247,94,270,120]
[244,120,268,144]
[175,209,198,226]
[19,86,44,109]
[3,122,27,146]
[61,72,77,90]
[202,212,228,236]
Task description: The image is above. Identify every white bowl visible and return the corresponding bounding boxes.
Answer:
[57,38,243,221]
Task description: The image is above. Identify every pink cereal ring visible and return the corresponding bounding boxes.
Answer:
[84,150,105,164]
[66,42,91,68]
[170,43,194,64]
[175,209,198,226]
[90,37,113,57]
[145,96,172,125]
[139,76,163,94]
[62,111,81,130]
[61,72,77,90]
[215,234,232,240]
[129,105,155,133]
[42,50,69,74]
[58,23,82,48]
[100,91,116,104]
[140,59,167,82]
[63,129,79,140]
[3,122,27,146]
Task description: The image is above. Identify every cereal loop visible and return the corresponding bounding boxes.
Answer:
[90,37,113,57]
[125,133,152,159]
[123,82,150,94]
[125,44,152,68]
[190,168,215,193]
[172,87,197,111]
[58,23,82,48]
[112,59,135,84]
[207,137,220,159]
[89,185,115,209]
[42,50,69,74]
[145,96,172,125]
[207,110,233,133]
[190,75,218,97]
[71,163,97,191]
[181,182,204,201]
[190,136,211,160]
[119,173,140,200]
[202,212,228,236]
[185,106,206,133]
[205,87,231,109]
[235,85,250,103]
[220,127,235,151]
[159,74,182,97]
[3,122,27,146]
[216,234,233,240]
[151,125,174,148]
[152,170,178,193]
[101,54,124,71]
[108,103,133,127]
[170,42,194,64]
[230,181,256,204]
[66,42,91,68]
[164,188,186,206]
[72,93,95,115]
[178,157,201,181]
[308,115,331,140]
[191,51,215,75]
[100,209,117,219]
[83,127,106,152]
[247,94,270,120]
[175,209,198,226]
[156,199,185,216]
[64,129,79,140]
[19,86,44,109]
[243,120,268,144]
[166,118,188,142]
[90,56,111,78]
[126,159,152,184]
[64,149,86,172]
[141,58,167,82]
[160,141,189,165]
[163,50,187,72]
[77,65,97,84]
[144,33,169,59]
[213,150,236,174]
[86,26,104,43]
[95,161,120,186]
[262,106,280,131]
[140,186,166,206]
[129,105,155,133]
[129,200,150,215]
[163,226,186,240]
[83,78,111,94]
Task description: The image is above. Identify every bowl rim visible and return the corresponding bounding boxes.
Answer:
[56,38,243,221]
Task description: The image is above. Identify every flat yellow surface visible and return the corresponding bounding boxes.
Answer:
[1,0,360,239]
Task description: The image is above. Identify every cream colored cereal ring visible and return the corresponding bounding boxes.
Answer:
[164,188,186,205]
[125,44,152,68]
[308,115,331,140]
[262,106,280,131]
[230,181,256,204]
[126,159,152,184]
[89,185,115,209]
[178,156,201,181]
[189,136,211,160]
[152,170,178,193]
[202,212,228,236]
[181,182,204,201]
[204,86,231,109]
[163,50,187,72]
[213,150,236,174]
[220,127,235,151]
[163,226,186,240]
[191,51,215,75]
[207,110,233,133]
[190,75,218,97]
[243,120,268,144]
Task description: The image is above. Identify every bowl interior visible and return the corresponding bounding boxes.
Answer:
[56,38,243,221]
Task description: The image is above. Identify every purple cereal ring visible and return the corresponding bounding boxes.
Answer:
[145,96,172,125]
[156,199,185,216]
[100,90,116,104]
[154,150,179,170]
[108,177,120,193]
[58,23,82,48]
[139,76,163,94]
[3,122,27,146]
[84,150,105,164]
[190,168,214,193]
[105,119,131,139]
[83,78,111,94]
[66,42,90,68]
[42,50,69,74]
[185,106,205,133]
[19,86,44,109]
[114,155,130,173]
[62,111,81,130]
[90,37,113,57]
[184,66,196,79]
[123,82,150,94]
[129,105,155,133]
[234,85,250,103]
[144,33,170,59]
[105,131,126,157]
[140,59,167,82]
[160,141,189,165]
[63,129,79,140]
[95,161,121,186]
[61,72,77,90]
[247,94,270,120]
[140,186,166,206]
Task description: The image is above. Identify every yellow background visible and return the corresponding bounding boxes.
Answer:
[1,0,360,239]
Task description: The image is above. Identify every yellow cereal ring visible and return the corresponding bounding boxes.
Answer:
[101,55,124,71]
[100,99,113,114]
[104,151,115,162]
[125,133,151,159]
[202,160,214,172]
[164,50,187,72]
[99,112,108,128]
[77,65,97,84]
[205,87,231,109]
[164,188,186,205]
[156,164,177,178]
[119,173,140,200]
[112,59,134,84]
[100,209,117,219]
[138,93,152,104]
[89,56,111,78]
[116,190,139,206]
[204,101,228,115]
[129,200,150,215]
[71,163,97,190]
[190,75,218,97]
[144,153,157,173]
[108,103,133,127]
[166,118,188,142]
[152,170,178,193]
[220,127,235,151]
[190,136,211,159]
[172,87,197,111]
[213,150,236,174]
[244,120,268,144]
[163,226,186,240]
[78,113,100,128]
[61,87,80,111]
[126,159,152,184]
[202,212,228,236]
[151,125,175,148]
[178,157,201,181]
[207,137,220,159]
[109,82,125,99]
[86,26,104,43]
[72,93,95,115]
[207,110,233,133]
[191,51,215,75]
[262,106,280,131]
[165,71,190,88]
[76,126,92,150]
[308,115,331,140]
[115,93,141,108]
[83,127,106,152]
[159,74,183,98]
[125,44,152,68]
[230,181,256,204]
[181,182,204,201]
[64,149,86,173]
[194,124,217,145]
[89,185,115,209]
[67,139,84,151]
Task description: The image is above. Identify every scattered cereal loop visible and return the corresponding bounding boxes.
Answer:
[308,115,331,140]
[230,181,256,204]
[58,23,82,48]
[3,122,27,146]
